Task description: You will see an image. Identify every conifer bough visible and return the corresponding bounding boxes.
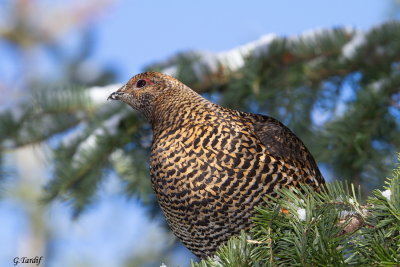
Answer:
[108,72,325,258]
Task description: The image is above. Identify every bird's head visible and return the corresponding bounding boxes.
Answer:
[108,72,186,120]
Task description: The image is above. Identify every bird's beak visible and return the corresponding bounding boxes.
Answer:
[107,85,127,101]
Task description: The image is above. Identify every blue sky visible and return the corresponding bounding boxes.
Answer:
[92,0,387,81]
[0,1,393,266]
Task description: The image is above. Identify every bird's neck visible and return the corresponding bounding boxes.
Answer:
[150,89,217,138]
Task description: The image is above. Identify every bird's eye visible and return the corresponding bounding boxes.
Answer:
[136,79,147,88]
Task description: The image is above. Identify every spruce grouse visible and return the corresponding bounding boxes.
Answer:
[108,72,325,258]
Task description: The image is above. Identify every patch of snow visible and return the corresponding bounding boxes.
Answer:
[110,148,124,162]
[163,34,277,78]
[70,113,124,166]
[214,34,277,71]
[297,208,306,221]
[70,127,102,167]
[212,255,221,262]
[103,113,124,135]
[382,189,391,201]
[342,31,367,59]
[290,27,353,43]
[162,65,178,77]
[86,84,122,105]
[370,79,385,93]
[293,27,327,41]
[81,128,104,150]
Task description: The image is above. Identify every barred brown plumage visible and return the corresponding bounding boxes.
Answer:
[108,72,325,258]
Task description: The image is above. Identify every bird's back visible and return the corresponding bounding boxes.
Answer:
[149,101,324,258]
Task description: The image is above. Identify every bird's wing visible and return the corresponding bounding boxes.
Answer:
[239,111,324,185]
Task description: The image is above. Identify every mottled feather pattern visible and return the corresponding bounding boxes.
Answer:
[108,72,325,258]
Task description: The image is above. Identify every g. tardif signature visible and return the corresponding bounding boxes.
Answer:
[13,256,43,266]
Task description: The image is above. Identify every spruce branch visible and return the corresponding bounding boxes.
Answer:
[194,157,400,266]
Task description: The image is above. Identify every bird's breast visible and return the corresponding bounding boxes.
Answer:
[148,119,305,257]
[149,121,270,220]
